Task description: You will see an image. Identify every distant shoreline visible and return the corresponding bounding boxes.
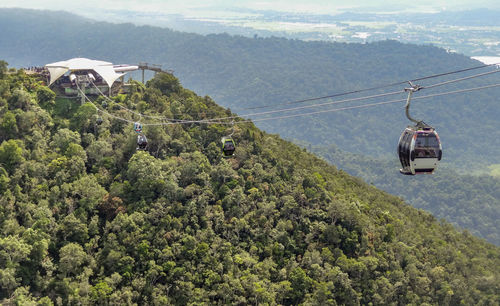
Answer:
[471,56,500,65]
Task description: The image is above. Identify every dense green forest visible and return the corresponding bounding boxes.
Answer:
[0,62,499,304]
[310,144,500,245]
[1,8,500,171]
[2,8,498,252]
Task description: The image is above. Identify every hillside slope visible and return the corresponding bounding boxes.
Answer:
[1,8,500,171]
[0,63,499,304]
[311,144,500,245]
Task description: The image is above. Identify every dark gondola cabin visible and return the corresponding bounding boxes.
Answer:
[222,137,236,157]
[137,134,148,150]
[398,126,442,175]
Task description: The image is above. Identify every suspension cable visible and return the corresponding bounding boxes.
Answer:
[76,69,500,127]
[89,63,500,123]
[90,80,192,123]
[422,69,500,90]
[234,62,500,111]
[76,82,137,124]
[247,82,500,123]
[132,82,500,126]
[153,68,500,124]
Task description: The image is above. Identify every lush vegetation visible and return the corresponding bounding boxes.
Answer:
[311,144,500,246]
[0,63,499,304]
[2,9,500,244]
[1,8,500,171]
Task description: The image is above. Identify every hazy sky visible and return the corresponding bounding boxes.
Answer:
[1,0,499,16]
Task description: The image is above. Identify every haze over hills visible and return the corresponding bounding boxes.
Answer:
[0,61,499,304]
[3,1,500,56]
[3,0,500,14]
[89,8,500,56]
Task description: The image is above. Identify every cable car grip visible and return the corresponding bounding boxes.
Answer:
[404,81,425,128]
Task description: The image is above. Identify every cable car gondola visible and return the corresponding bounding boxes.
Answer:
[137,134,148,150]
[221,137,236,157]
[134,122,142,134]
[397,83,442,175]
[398,126,442,175]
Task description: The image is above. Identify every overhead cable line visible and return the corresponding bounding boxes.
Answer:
[246,82,500,123]
[77,68,500,127]
[126,82,500,126]
[90,63,499,123]
[90,80,192,123]
[164,68,500,124]
[76,82,137,124]
[208,90,404,121]
[421,69,500,90]
[236,62,500,111]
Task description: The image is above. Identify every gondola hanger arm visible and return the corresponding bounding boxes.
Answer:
[404,82,424,127]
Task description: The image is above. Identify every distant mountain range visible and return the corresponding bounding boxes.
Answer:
[45,7,500,56]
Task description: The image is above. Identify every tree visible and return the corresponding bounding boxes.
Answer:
[0,111,18,140]
[58,214,89,243]
[71,175,107,214]
[0,60,7,78]
[289,267,313,303]
[0,236,32,297]
[59,243,86,277]
[90,280,113,305]
[51,128,80,153]
[0,235,32,266]
[9,88,32,111]
[147,73,182,96]
[0,268,19,298]
[0,167,9,194]
[71,103,98,132]
[126,151,166,202]
[86,139,113,167]
[0,139,24,174]
[36,86,56,110]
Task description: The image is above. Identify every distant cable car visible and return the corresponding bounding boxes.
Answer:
[137,134,148,150]
[398,82,442,175]
[96,116,103,125]
[221,137,236,157]
[134,122,142,134]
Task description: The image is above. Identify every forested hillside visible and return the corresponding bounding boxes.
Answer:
[3,7,497,249]
[1,8,500,171]
[0,62,499,304]
[311,145,500,245]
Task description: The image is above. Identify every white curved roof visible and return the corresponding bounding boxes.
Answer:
[45,58,126,87]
